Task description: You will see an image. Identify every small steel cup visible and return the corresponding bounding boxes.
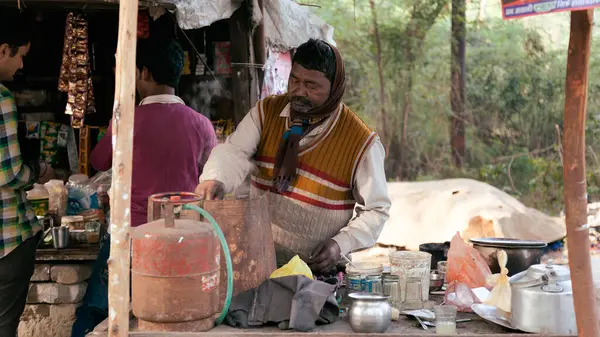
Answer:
[52,226,69,249]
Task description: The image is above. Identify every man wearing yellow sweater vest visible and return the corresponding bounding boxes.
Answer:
[196,39,391,274]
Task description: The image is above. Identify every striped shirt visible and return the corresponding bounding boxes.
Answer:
[0,84,40,259]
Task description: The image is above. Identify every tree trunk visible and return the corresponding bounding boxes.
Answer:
[562,9,598,337]
[450,0,466,167]
[369,0,387,144]
[397,55,414,180]
[395,1,446,179]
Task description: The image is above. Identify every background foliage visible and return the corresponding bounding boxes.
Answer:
[311,1,600,215]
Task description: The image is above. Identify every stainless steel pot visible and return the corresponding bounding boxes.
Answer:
[470,238,546,276]
[348,292,392,333]
[509,262,576,335]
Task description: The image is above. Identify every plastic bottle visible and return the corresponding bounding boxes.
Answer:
[27,184,50,216]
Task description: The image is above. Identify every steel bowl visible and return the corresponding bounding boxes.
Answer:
[470,238,547,276]
[429,271,444,292]
[348,292,392,333]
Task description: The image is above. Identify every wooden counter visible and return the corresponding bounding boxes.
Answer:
[88,314,569,337]
[36,246,100,262]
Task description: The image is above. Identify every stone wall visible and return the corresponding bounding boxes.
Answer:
[19,263,92,337]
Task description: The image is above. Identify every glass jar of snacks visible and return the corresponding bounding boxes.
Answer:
[86,221,101,245]
[61,215,85,230]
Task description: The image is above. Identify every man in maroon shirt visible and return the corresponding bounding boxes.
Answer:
[91,38,216,226]
[71,37,217,337]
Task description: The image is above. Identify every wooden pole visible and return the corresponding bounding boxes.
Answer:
[229,5,252,124]
[562,9,598,337]
[108,0,138,336]
[253,0,265,91]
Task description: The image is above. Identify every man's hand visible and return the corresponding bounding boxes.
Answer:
[195,180,226,200]
[37,162,54,184]
[308,239,341,274]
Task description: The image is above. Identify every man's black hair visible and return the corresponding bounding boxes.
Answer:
[292,38,336,84]
[136,37,184,88]
[0,9,34,56]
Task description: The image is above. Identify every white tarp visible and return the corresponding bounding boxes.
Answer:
[260,0,335,51]
[348,178,567,267]
[377,178,567,251]
[163,0,334,50]
[162,0,243,30]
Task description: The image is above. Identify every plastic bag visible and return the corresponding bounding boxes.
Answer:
[444,282,481,312]
[446,232,492,288]
[91,169,111,187]
[44,180,68,217]
[91,169,112,210]
[484,250,511,313]
[270,255,313,280]
[66,175,99,215]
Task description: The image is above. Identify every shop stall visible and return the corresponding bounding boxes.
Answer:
[0,0,334,336]
[99,0,598,337]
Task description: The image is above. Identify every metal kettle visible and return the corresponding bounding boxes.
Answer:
[509,261,577,335]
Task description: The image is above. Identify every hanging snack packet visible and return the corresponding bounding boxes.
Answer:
[484,250,511,314]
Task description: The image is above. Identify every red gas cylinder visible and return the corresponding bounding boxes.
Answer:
[131,218,220,331]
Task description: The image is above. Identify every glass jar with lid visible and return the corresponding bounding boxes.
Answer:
[389,251,432,307]
[365,274,383,293]
[383,274,401,309]
[86,221,102,244]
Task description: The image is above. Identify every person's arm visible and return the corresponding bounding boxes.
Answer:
[198,117,218,176]
[90,120,113,171]
[332,138,391,256]
[0,90,38,189]
[199,104,262,194]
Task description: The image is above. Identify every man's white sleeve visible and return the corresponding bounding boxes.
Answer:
[331,138,391,255]
[199,106,262,193]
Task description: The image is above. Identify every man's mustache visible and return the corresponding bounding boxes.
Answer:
[291,97,311,106]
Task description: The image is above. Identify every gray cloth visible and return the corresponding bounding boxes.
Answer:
[225,275,339,331]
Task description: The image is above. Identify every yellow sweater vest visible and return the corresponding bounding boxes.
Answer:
[251,95,377,262]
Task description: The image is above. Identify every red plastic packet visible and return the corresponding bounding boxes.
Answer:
[445,232,491,288]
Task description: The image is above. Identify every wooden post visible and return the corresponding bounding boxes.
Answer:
[229,3,253,124]
[562,9,598,337]
[108,0,138,336]
[253,0,265,91]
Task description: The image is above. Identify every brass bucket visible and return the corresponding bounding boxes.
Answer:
[202,195,276,307]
